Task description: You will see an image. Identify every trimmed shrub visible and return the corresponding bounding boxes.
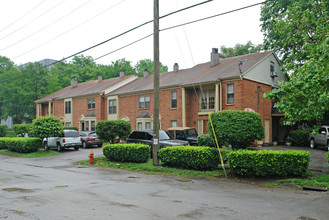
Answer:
[63,126,78,131]
[218,146,232,163]
[31,116,63,139]
[13,124,32,137]
[0,124,8,137]
[96,120,131,143]
[197,134,215,147]
[0,137,42,153]
[208,110,265,150]
[228,150,310,177]
[289,130,309,147]
[103,143,150,163]
[158,146,219,170]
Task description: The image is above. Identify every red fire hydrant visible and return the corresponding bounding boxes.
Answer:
[89,150,94,164]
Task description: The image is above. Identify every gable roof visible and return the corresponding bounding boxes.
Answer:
[109,51,273,96]
[35,75,135,103]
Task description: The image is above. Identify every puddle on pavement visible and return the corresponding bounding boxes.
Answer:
[3,187,33,193]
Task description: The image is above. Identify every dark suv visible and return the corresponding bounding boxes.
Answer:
[167,127,198,146]
[126,130,189,148]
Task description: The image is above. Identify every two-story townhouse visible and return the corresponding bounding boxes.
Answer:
[106,49,288,145]
[35,73,138,131]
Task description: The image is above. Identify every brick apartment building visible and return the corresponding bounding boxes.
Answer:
[35,49,288,145]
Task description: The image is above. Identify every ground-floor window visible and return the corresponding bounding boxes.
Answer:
[171,120,177,128]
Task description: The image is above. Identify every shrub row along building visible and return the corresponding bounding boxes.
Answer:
[35,49,288,145]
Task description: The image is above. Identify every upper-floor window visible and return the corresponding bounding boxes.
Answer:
[109,99,117,114]
[171,90,177,108]
[200,89,215,110]
[139,95,150,109]
[88,98,95,109]
[227,83,234,104]
[65,101,71,114]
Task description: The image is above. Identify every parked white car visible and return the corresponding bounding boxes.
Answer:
[43,130,82,151]
[309,125,329,150]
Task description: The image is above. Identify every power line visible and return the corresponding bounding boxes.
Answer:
[0,0,67,41]
[0,0,47,34]
[0,0,212,84]
[0,0,92,52]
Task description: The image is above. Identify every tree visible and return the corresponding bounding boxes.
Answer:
[31,116,63,140]
[262,0,329,126]
[96,120,131,143]
[218,41,263,59]
[207,111,264,150]
[13,124,32,137]
[96,58,136,79]
[134,59,168,77]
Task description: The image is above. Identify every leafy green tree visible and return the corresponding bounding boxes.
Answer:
[134,59,168,77]
[96,120,131,143]
[208,111,264,150]
[13,124,32,137]
[31,116,63,140]
[0,124,7,137]
[218,41,263,59]
[96,58,135,79]
[262,0,329,126]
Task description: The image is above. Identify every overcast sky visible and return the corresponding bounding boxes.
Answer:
[0,0,264,71]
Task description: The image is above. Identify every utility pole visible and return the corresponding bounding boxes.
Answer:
[152,0,160,166]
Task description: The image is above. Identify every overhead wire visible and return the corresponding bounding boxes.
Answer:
[0,0,92,52]
[0,0,47,34]
[0,0,213,84]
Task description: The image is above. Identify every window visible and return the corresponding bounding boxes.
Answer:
[87,98,95,109]
[65,122,71,126]
[227,83,234,104]
[91,121,96,131]
[171,120,177,128]
[139,95,150,109]
[200,89,215,110]
[270,61,275,74]
[85,121,89,131]
[145,122,151,129]
[171,90,177,108]
[137,122,142,130]
[65,101,71,114]
[109,99,117,114]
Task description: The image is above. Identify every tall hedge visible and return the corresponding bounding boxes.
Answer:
[0,124,7,137]
[96,120,131,143]
[289,130,309,147]
[31,116,63,139]
[208,111,264,149]
[13,124,32,137]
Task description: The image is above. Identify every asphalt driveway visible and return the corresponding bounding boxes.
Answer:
[261,145,329,174]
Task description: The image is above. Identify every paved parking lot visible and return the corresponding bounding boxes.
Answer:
[262,145,329,174]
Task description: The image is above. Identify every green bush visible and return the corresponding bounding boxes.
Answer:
[289,130,309,147]
[228,150,310,177]
[158,146,219,170]
[208,110,264,150]
[13,124,32,137]
[197,134,215,147]
[103,143,150,163]
[0,137,42,153]
[96,120,131,143]
[63,126,78,131]
[0,124,8,137]
[31,116,63,139]
[218,146,233,163]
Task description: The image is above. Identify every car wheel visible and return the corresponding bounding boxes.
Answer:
[44,142,49,150]
[310,139,316,149]
[74,146,79,151]
[57,143,62,152]
[82,141,87,149]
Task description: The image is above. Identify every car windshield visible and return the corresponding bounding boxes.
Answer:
[148,130,172,140]
[64,130,79,137]
[184,128,197,137]
[89,132,97,137]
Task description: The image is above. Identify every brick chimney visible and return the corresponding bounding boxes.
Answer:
[98,74,102,83]
[210,48,219,67]
[173,63,179,72]
[71,77,78,88]
[143,69,148,78]
[119,70,124,78]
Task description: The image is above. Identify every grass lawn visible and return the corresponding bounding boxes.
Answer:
[0,148,60,157]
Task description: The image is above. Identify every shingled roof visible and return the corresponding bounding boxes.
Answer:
[108,51,272,96]
[35,75,135,103]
